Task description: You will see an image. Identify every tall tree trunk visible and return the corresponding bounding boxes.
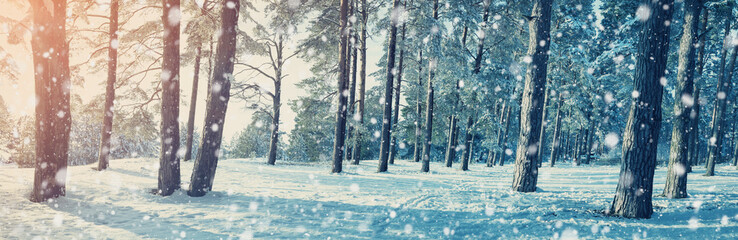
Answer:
[267,38,284,166]
[444,116,458,167]
[188,0,238,196]
[421,83,434,173]
[158,0,182,196]
[413,50,423,163]
[609,0,674,219]
[30,0,71,203]
[185,46,201,162]
[346,0,359,162]
[512,0,553,193]
[378,0,402,172]
[421,0,439,173]
[536,88,550,167]
[267,79,281,165]
[706,5,735,176]
[687,4,707,172]
[549,98,563,167]
[664,0,701,198]
[97,0,119,170]
[389,18,407,165]
[490,101,508,167]
[351,0,368,165]
[461,116,474,171]
[332,0,351,173]
[444,27,468,168]
[344,0,355,162]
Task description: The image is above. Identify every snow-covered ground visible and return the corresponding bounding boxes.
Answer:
[2,158,738,239]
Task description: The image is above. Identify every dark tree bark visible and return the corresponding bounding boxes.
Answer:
[188,0,238,196]
[185,1,210,162]
[421,83,434,173]
[497,103,513,166]
[332,0,351,173]
[549,98,563,167]
[444,116,458,167]
[664,0,702,198]
[185,46,202,162]
[572,131,581,163]
[29,0,71,202]
[378,0,402,172]
[389,18,407,165]
[489,101,508,167]
[96,0,119,170]
[267,37,286,166]
[473,1,491,74]
[461,116,474,171]
[583,113,595,164]
[421,0,439,173]
[609,0,674,219]
[158,0,182,196]
[413,50,423,163]
[706,5,734,176]
[444,27,467,168]
[512,0,553,193]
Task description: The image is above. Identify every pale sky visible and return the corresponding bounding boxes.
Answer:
[0,0,384,143]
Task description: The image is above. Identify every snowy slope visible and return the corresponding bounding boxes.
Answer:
[1,158,737,239]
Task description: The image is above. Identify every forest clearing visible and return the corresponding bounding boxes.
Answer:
[2,158,738,239]
[4,0,738,238]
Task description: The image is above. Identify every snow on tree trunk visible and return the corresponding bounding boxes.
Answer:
[511,0,553,193]
[30,0,71,202]
[664,0,702,199]
[608,0,674,219]
[97,0,119,170]
[185,46,202,162]
[188,0,238,196]
[378,0,402,173]
[706,5,735,177]
[332,0,351,173]
[157,0,182,196]
[351,0,368,165]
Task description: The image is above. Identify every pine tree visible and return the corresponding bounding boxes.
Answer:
[29,0,72,203]
[96,0,119,170]
[332,0,351,173]
[663,0,702,199]
[706,3,736,177]
[157,0,182,196]
[511,0,554,193]
[188,0,239,196]
[421,0,440,173]
[609,0,675,218]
